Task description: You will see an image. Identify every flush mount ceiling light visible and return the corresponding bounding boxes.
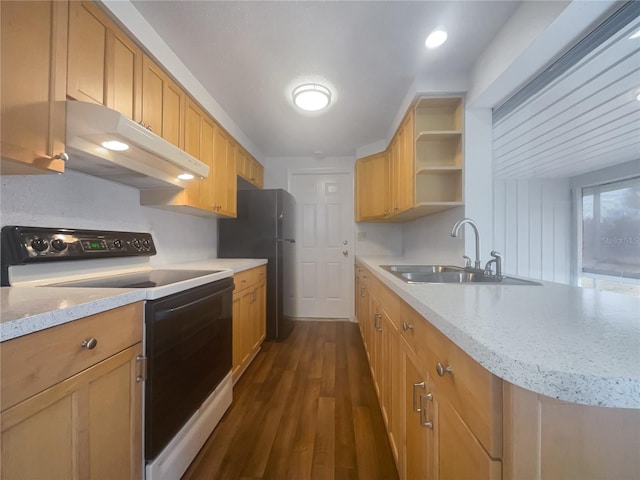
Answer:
[292,83,331,111]
[425,29,448,49]
[177,173,195,180]
[101,140,129,151]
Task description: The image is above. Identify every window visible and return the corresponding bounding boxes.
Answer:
[581,177,640,297]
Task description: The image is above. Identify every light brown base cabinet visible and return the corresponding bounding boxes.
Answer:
[232,265,267,382]
[356,264,501,480]
[0,303,144,480]
[356,263,640,479]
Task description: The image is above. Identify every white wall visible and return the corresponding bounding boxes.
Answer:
[467,0,616,108]
[0,171,218,265]
[493,178,572,283]
[464,108,494,258]
[570,158,640,190]
[355,223,403,257]
[402,206,465,264]
[263,155,355,190]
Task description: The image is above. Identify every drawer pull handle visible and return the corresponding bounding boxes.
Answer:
[402,322,413,332]
[374,313,382,332]
[412,381,425,412]
[436,362,453,377]
[420,392,434,429]
[81,338,98,350]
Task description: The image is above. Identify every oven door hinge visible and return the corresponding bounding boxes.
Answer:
[135,355,147,382]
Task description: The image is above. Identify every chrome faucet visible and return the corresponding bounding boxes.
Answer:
[451,218,482,270]
[484,251,503,279]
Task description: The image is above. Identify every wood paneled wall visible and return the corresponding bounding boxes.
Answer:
[493,178,572,283]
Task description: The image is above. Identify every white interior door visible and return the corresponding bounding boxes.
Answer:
[290,170,354,319]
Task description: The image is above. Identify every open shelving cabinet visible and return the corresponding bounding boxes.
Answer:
[412,96,464,215]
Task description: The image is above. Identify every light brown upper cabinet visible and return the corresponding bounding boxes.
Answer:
[140,98,222,216]
[355,151,389,221]
[390,109,416,217]
[0,0,68,174]
[141,55,185,148]
[355,96,464,223]
[67,1,142,121]
[237,146,264,189]
[171,114,237,217]
[213,128,237,217]
[180,98,211,210]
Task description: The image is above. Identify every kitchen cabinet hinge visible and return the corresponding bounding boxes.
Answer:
[135,355,147,382]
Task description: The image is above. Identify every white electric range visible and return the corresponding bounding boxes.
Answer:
[1,225,235,480]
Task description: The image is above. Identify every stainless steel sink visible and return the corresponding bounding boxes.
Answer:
[382,265,464,274]
[380,265,541,285]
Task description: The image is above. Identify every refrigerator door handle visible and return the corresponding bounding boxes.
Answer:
[277,238,296,243]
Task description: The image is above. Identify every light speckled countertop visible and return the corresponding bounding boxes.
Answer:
[0,258,267,343]
[357,256,640,409]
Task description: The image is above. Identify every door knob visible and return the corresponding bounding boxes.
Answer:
[343,240,348,245]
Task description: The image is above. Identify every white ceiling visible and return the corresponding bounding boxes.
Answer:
[130,0,521,158]
[493,4,640,179]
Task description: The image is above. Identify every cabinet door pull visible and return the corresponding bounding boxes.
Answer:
[436,362,453,377]
[136,355,147,382]
[420,392,434,429]
[81,338,98,350]
[402,321,413,332]
[53,152,69,161]
[412,381,426,412]
[374,312,382,332]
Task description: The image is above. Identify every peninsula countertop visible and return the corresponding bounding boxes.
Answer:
[357,255,640,409]
[1,258,267,342]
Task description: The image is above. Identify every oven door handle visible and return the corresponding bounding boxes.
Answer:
[155,286,232,318]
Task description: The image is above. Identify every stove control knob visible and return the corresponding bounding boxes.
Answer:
[51,238,67,252]
[113,239,123,249]
[132,238,141,249]
[31,237,48,252]
[141,238,151,249]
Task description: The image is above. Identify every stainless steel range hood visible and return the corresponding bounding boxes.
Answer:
[65,101,209,190]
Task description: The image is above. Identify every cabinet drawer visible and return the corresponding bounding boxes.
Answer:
[1,302,143,411]
[417,315,502,457]
[233,269,254,293]
[438,398,502,480]
[233,265,266,294]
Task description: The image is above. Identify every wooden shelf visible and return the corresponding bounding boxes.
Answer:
[416,165,463,174]
[415,97,463,131]
[416,130,462,139]
[415,169,463,203]
[413,96,464,214]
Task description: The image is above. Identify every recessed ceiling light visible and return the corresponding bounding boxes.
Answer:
[101,140,129,151]
[629,28,640,39]
[178,173,195,180]
[425,29,448,49]
[292,84,331,111]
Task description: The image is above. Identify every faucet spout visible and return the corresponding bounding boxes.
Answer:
[451,218,482,270]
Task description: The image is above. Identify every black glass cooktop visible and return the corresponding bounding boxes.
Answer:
[47,269,223,289]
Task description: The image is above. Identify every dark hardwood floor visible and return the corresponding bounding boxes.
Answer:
[181,321,399,480]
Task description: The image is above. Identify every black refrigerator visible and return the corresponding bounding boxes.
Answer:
[218,189,296,341]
